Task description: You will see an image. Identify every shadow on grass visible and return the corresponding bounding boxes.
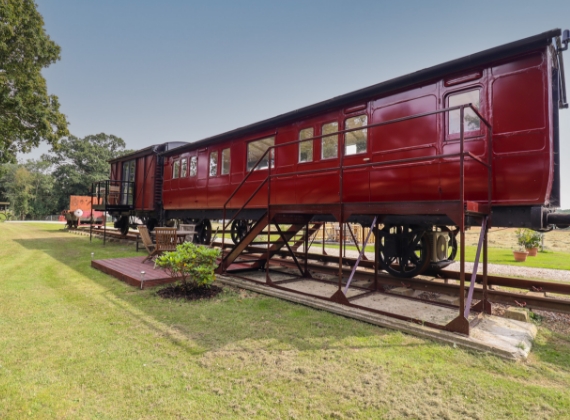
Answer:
[14,235,419,355]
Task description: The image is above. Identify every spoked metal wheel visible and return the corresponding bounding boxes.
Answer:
[376,224,431,278]
[231,219,251,245]
[193,219,212,245]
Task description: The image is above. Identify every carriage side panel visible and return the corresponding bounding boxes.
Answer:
[490,51,551,204]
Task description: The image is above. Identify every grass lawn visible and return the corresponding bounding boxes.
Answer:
[462,247,570,271]
[1,223,570,419]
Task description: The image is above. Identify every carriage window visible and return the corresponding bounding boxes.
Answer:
[189,156,197,177]
[321,122,338,159]
[122,159,136,182]
[345,115,367,155]
[298,128,313,163]
[121,159,135,205]
[447,89,480,135]
[172,160,180,179]
[247,136,275,171]
[221,148,231,175]
[180,158,188,177]
[209,151,218,177]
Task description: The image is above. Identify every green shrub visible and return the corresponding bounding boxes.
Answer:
[155,242,220,287]
[515,228,543,249]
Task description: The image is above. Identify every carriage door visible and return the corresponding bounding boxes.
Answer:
[441,76,487,202]
[342,112,371,202]
[195,149,209,208]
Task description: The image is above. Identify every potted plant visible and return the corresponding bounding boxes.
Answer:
[526,230,543,256]
[513,247,529,262]
[515,228,543,258]
[514,229,530,262]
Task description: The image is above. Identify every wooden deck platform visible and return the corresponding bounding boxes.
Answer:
[92,255,260,289]
[91,256,180,288]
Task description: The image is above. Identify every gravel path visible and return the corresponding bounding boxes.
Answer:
[309,246,570,282]
[445,261,570,282]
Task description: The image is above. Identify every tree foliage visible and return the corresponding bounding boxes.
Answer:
[0,0,69,163]
[0,159,56,219]
[0,132,131,217]
[43,133,132,210]
[1,164,32,219]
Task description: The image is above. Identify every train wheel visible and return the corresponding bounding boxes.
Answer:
[377,224,431,278]
[194,219,212,245]
[231,220,251,244]
[439,226,458,261]
[116,216,129,236]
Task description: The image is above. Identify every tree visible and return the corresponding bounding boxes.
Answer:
[0,0,69,163]
[0,163,7,201]
[23,158,56,216]
[1,163,32,219]
[43,133,133,210]
[0,133,131,216]
[0,159,56,219]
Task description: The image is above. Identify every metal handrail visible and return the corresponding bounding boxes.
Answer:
[222,103,493,250]
[91,179,135,207]
[223,103,487,210]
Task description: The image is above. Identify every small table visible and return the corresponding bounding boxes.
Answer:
[175,231,193,244]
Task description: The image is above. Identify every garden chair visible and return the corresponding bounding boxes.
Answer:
[154,227,178,255]
[138,225,157,263]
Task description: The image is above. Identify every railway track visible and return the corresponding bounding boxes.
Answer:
[72,226,142,244]
[78,229,570,314]
[218,242,570,315]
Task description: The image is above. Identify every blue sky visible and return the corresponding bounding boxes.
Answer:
[29,0,570,207]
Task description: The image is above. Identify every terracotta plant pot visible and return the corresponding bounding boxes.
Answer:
[513,250,529,262]
[526,247,538,256]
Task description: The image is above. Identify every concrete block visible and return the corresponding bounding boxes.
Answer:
[504,307,530,322]
[434,294,460,306]
[390,287,414,297]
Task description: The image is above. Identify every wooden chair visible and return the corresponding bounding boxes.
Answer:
[179,224,197,243]
[138,225,157,263]
[139,226,178,264]
[154,227,178,254]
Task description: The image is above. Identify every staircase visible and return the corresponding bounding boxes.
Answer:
[153,157,164,211]
[218,213,314,273]
[290,222,324,251]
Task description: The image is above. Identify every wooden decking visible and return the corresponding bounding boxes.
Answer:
[91,256,180,288]
[92,255,257,289]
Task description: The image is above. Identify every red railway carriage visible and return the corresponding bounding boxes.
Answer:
[99,29,570,278]
[161,30,567,216]
[93,141,186,235]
